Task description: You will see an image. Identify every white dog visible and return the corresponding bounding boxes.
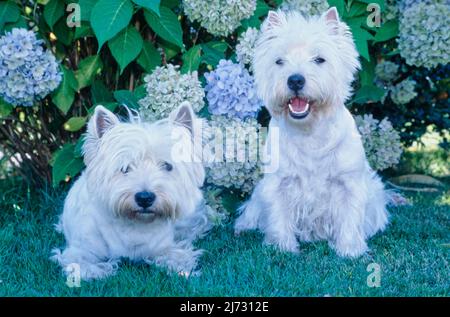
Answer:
[51,103,210,280]
[235,8,389,257]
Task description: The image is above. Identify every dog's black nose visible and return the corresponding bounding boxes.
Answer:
[135,191,156,208]
[287,74,305,92]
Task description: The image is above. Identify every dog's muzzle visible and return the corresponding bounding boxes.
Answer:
[287,96,311,119]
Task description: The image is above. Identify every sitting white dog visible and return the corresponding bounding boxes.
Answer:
[235,8,389,257]
[51,103,209,280]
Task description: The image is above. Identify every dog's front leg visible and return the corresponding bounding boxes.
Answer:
[329,177,369,257]
[262,198,299,253]
[148,244,202,277]
[50,247,119,280]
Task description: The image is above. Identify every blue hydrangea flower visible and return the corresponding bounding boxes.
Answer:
[0,28,62,107]
[204,59,263,119]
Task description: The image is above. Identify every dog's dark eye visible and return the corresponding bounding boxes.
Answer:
[314,57,326,64]
[275,58,284,66]
[162,162,173,172]
[121,166,131,174]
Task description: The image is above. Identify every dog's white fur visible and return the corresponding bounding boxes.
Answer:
[51,103,210,280]
[235,8,389,257]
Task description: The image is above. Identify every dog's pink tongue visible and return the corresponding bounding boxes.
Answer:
[290,97,308,112]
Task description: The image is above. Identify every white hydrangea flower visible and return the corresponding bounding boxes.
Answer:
[236,27,259,66]
[138,64,205,121]
[355,114,403,171]
[390,78,417,105]
[397,2,450,69]
[375,61,399,83]
[204,115,263,194]
[281,0,329,17]
[183,0,257,36]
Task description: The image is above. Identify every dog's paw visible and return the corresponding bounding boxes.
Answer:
[264,236,299,254]
[332,239,368,258]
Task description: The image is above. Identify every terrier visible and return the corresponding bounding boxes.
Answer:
[51,103,210,280]
[235,8,389,257]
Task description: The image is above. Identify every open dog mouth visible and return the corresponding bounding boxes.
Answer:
[287,96,312,119]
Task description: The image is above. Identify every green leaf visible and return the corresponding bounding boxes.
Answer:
[134,84,147,100]
[79,0,97,21]
[132,0,160,15]
[137,41,161,72]
[327,0,346,17]
[254,0,270,17]
[349,23,373,61]
[360,58,376,87]
[113,90,139,109]
[374,19,399,43]
[144,7,183,49]
[74,23,94,39]
[75,55,103,90]
[2,15,27,32]
[53,19,74,46]
[88,102,119,115]
[44,0,65,30]
[91,80,114,104]
[201,41,228,66]
[352,85,386,104]
[0,1,20,27]
[64,116,87,132]
[240,15,261,29]
[108,26,143,74]
[51,143,85,187]
[181,45,202,74]
[346,2,367,17]
[0,98,13,118]
[52,67,77,114]
[90,0,134,49]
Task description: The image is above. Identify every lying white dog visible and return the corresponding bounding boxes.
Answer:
[51,103,210,280]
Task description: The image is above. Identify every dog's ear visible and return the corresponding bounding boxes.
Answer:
[169,101,196,135]
[322,7,341,34]
[263,10,283,31]
[89,105,120,139]
[323,7,340,23]
[83,106,119,165]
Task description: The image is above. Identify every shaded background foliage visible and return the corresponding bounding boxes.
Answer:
[0,0,448,192]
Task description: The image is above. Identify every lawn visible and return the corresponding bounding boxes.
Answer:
[0,178,448,297]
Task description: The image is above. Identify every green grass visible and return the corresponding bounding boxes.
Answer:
[0,179,448,297]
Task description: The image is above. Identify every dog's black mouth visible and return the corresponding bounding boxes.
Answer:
[286,96,312,119]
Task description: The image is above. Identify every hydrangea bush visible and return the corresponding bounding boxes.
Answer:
[355,114,403,171]
[139,64,204,120]
[0,0,448,216]
[204,59,263,119]
[390,79,417,105]
[397,2,450,69]
[236,27,259,66]
[281,0,329,16]
[0,28,61,106]
[183,0,257,36]
[204,115,263,194]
